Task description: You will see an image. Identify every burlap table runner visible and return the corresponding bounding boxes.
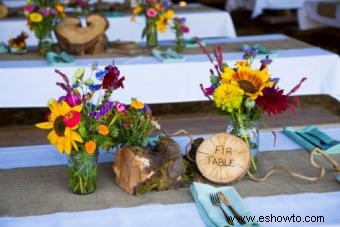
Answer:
[0,37,313,61]
[0,150,339,217]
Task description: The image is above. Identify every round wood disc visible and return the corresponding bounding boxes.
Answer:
[195,133,251,184]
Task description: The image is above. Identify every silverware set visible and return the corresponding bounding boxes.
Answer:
[209,192,246,226]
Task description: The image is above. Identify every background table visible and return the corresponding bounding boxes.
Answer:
[0,4,236,46]
[226,0,306,18]
[1,126,340,226]
[0,34,339,108]
[298,0,340,30]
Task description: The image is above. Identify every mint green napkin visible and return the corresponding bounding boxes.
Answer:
[152,48,185,63]
[241,44,278,58]
[283,125,340,154]
[0,42,8,54]
[47,51,75,66]
[190,182,260,227]
[184,38,204,48]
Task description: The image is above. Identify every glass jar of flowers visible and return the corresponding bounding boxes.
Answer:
[132,0,174,48]
[36,63,125,194]
[172,17,189,52]
[24,0,65,56]
[197,39,306,173]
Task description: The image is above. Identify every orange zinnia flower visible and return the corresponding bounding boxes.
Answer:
[98,124,109,135]
[85,140,96,154]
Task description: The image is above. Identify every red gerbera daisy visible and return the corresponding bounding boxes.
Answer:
[256,77,307,116]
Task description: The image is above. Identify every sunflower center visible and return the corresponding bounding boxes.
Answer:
[54,116,66,137]
[238,80,257,94]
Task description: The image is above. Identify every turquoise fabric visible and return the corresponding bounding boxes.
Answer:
[190,182,260,227]
[152,48,185,63]
[184,38,204,48]
[283,125,340,154]
[240,44,278,59]
[47,52,75,66]
[0,42,8,54]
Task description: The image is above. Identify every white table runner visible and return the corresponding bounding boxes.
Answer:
[1,126,340,169]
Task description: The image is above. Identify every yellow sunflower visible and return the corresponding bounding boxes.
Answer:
[156,10,174,33]
[221,65,273,100]
[35,100,83,155]
[29,13,43,23]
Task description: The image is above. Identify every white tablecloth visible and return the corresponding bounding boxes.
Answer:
[0,4,236,46]
[298,0,340,30]
[226,0,307,18]
[1,127,339,226]
[0,34,339,108]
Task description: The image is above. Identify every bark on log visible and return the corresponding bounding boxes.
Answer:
[55,14,109,55]
[113,137,185,195]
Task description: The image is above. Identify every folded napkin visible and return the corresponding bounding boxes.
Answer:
[283,125,340,154]
[184,38,205,48]
[190,182,260,227]
[241,44,278,58]
[47,51,75,66]
[104,11,125,17]
[0,42,8,54]
[152,48,185,63]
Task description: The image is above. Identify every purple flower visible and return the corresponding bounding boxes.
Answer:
[260,55,273,70]
[162,1,171,9]
[179,17,186,24]
[65,92,81,107]
[39,8,50,17]
[260,56,273,65]
[242,47,258,60]
[49,9,57,15]
[204,85,216,96]
[95,101,115,120]
[24,5,35,13]
[95,70,107,81]
[140,104,151,113]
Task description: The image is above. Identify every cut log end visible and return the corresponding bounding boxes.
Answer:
[0,3,9,18]
[55,14,109,55]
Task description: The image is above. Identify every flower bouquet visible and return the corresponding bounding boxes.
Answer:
[172,17,189,52]
[36,63,125,194]
[24,0,65,56]
[132,0,174,47]
[8,32,29,54]
[113,99,185,195]
[198,40,306,173]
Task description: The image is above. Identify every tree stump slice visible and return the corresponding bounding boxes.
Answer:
[196,133,251,184]
[55,14,109,55]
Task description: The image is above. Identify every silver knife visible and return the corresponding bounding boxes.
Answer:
[217,192,247,225]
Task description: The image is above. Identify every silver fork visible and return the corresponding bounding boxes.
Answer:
[210,193,234,226]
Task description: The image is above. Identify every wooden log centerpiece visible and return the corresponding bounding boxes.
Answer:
[55,14,109,55]
[113,137,185,195]
[0,3,8,18]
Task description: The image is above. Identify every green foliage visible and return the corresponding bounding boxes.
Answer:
[115,106,158,148]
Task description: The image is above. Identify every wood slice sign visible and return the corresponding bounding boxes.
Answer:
[196,133,251,184]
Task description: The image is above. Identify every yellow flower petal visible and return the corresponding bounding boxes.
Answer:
[64,136,71,155]
[47,130,58,145]
[71,131,83,143]
[36,122,54,129]
[56,137,64,153]
[71,140,79,152]
[221,67,235,81]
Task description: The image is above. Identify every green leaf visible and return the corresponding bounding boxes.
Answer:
[78,126,87,139]
[141,27,147,40]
